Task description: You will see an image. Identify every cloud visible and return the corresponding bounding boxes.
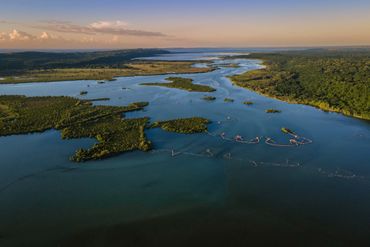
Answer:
[0,32,7,41]
[111,35,120,43]
[9,29,35,41]
[89,20,128,29]
[40,31,50,40]
[33,21,95,35]
[34,20,167,37]
[38,31,61,40]
[0,29,60,42]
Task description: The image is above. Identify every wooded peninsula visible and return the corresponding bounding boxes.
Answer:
[230,49,370,120]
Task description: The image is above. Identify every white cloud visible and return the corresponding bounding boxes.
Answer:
[39,31,50,40]
[0,30,61,42]
[34,20,167,37]
[89,20,128,29]
[38,31,61,40]
[9,29,35,41]
[0,32,7,41]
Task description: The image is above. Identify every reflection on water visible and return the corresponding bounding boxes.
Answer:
[0,51,369,246]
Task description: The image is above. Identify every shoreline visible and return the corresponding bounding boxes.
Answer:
[229,59,370,121]
[0,69,215,85]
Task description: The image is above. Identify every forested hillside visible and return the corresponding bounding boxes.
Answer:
[230,49,370,120]
[0,49,169,75]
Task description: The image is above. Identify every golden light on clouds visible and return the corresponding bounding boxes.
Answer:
[0,13,369,49]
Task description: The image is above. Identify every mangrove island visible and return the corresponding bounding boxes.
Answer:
[141,77,216,92]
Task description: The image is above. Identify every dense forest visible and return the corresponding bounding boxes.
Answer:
[230,49,370,120]
[0,49,169,76]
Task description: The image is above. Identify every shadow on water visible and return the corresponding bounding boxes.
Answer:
[59,206,369,247]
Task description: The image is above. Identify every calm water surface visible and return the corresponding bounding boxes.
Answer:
[0,52,369,246]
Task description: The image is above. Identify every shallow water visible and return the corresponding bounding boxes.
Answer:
[0,52,369,246]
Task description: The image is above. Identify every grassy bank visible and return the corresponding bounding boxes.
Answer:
[0,61,212,84]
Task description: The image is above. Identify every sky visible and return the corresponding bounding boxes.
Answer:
[0,0,370,49]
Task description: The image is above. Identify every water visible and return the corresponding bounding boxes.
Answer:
[0,51,369,246]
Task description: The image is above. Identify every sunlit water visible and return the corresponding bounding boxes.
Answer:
[0,51,369,246]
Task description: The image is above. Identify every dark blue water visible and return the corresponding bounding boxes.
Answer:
[0,52,369,246]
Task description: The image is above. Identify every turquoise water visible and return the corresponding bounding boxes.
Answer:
[0,52,369,246]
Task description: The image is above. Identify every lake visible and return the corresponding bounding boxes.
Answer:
[0,51,369,246]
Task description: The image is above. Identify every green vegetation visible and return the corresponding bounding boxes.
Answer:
[230,49,370,120]
[0,61,212,84]
[243,101,254,105]
[64,117,152,162]
[0,95,150,162]
[281,128,295,135]
[79,91,88,95]
[224,98,234,102]
[220,63,240,68]
[141,77,216,92]
[151,117,210,134]
[0,95,210,162]
[265,109,281,113]
[203,96,216,101]
[0,49,168,73]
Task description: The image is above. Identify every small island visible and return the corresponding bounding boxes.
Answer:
[141,77,216,92]
[218,63,240,68]
[202,96,216,101]
[151,117,210,134]
[244,101,254,105]
[281,127,295,135]
[266,109,281,113]
[224,98,234,102]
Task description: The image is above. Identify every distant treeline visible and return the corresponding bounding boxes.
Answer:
[0,49,169,75]
[231,49,370,120]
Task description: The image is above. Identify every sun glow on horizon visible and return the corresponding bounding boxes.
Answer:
[0,0,369,49]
